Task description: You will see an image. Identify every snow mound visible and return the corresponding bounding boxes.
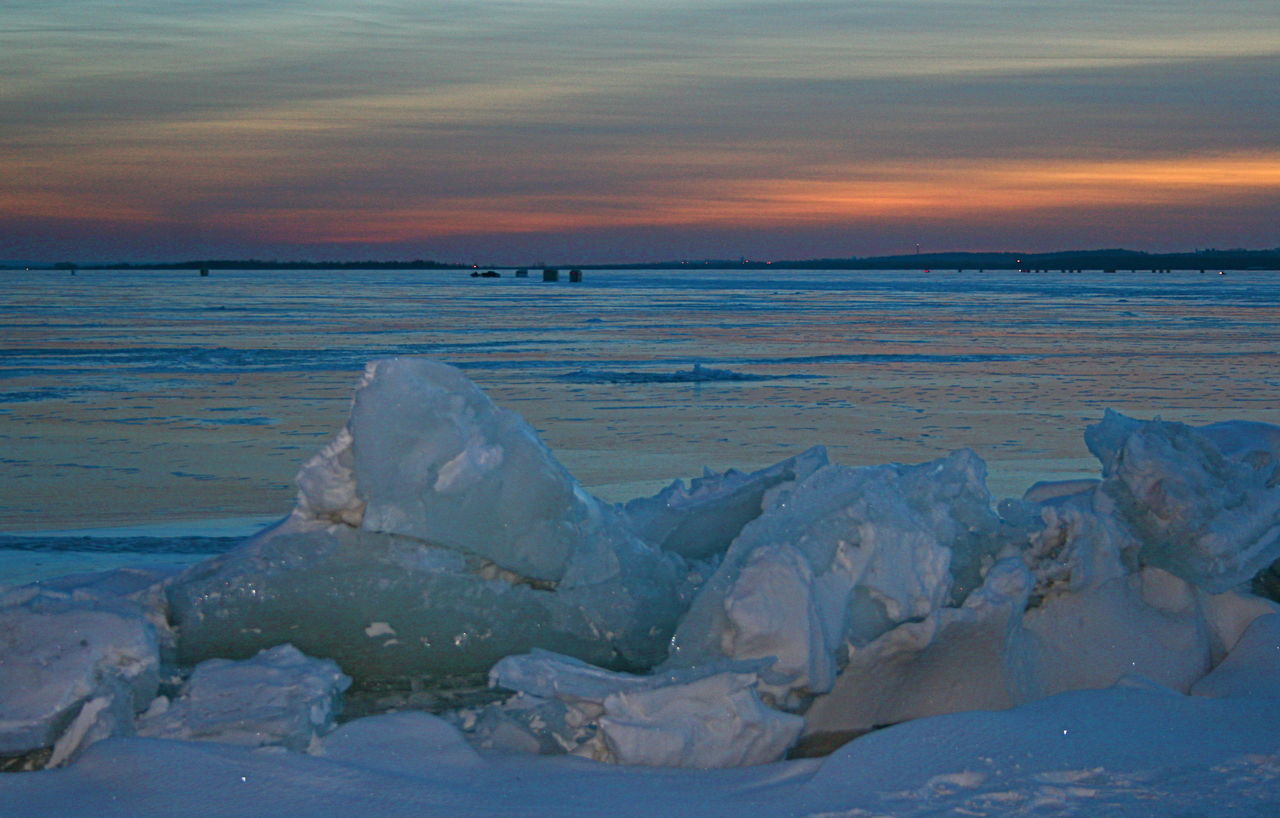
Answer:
[322,711,483,773]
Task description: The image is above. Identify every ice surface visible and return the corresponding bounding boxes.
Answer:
[622,446,828,560]
[663,449,1002,706]
[1020,477,1098,506]
[475,649,802,767]
[170,359,697,683]
[1086,410,1280,592]
[137,644,349,752]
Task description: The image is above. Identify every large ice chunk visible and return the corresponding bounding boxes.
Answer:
[170,359,696,683]
[137,644,350,752]
[593,671,803,768]
[0,594,159,759]
[1018,486,1139,599]
[802,557,1032,736]
[473,649,802,767]
[171,522,693,683]
[1086,411,1280,592]
[299,357,641,584]
[622,446,828,560]
[663,450,1002,705]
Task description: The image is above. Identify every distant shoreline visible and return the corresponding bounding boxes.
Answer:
[5,248,1279,272]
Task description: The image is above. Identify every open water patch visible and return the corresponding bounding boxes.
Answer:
[0,534,242,556]
[192,416,279,427]
[558,364,791,384]
[0,389,73,404]
[0,340,584,376]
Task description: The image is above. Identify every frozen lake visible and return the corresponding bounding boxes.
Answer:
[4,267,1280,815]
[2,266,1278,577]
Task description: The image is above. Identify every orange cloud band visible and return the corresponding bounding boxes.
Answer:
[204,153,1280,243]
[4,152,1278,243]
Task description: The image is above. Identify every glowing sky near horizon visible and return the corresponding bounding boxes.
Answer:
[2,1,1278,263]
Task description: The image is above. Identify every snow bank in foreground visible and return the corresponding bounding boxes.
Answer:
[4,359,1280,788]
[3,684,1279,816]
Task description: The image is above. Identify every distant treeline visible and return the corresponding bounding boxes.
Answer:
[592,248,1280,272]
[8,248,1279,272]
[57,259,465,271]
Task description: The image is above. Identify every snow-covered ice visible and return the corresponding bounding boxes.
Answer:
[3,363,1280,813]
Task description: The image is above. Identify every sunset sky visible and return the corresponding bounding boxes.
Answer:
[3,0,1278,264]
